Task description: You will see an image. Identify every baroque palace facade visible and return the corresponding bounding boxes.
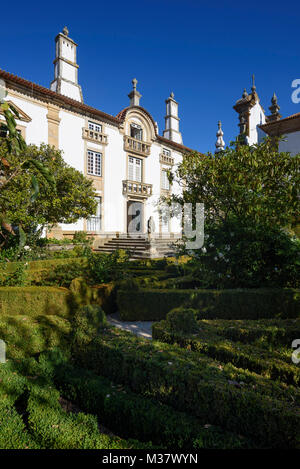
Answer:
[0,28,299,246]
[0,27,189,243]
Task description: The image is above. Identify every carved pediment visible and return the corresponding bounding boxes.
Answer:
[0,101,32,122]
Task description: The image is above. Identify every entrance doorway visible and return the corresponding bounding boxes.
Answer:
[127,201,143,234]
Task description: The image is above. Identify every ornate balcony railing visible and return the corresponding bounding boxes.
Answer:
[122,180,152,198]
[82,128,108,145]
[159,153,174,165]
[124,136,151,156]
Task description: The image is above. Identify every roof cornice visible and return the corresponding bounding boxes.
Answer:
[0,69,196,153]
[260,112,300,135]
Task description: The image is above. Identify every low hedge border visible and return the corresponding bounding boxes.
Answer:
[5,257,87,273]
[0,315,71,359]
[117,288,300,321]
[0,359,154,450]
[73,328,300,448]
[0,403,38,449]
[26,384,145,449]
[0,286,72,318]
[197,318,300,347]
[152,320,300,386]
[50,359,253,449]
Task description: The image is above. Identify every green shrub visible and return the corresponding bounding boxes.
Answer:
[188,221,300,289]
[152,320,300,386]
[72,231,93,245]
[39,262,88,287]
[0,357,154,450]
[73,328,300,448]
[0,262,29,286]
[51,360,253,449]
[87,250,130,284]
[25,379,153,449]
[72,304,106,348]
[201,318,300,347]
[117,288,300,321]
[0,315,71,359]
[166,307,198,334]
[0,286,72,318]
[0,404,38,449]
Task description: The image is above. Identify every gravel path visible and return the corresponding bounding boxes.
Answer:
[107,312,153,340]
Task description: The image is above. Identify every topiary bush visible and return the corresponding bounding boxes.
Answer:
[166,307,198,334]
[72,304,107,348]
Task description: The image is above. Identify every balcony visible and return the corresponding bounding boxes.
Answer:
[122,180,152,198]
[82,128,108,145]
[124,136,151,157]
[159,153,174,165]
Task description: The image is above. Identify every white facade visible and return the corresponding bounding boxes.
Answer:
[0,28,188,241]
[278,131,300,156]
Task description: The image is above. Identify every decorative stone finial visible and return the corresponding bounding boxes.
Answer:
[251,74,256,92]
[267,92,281,121]
[242,88,248,98]
[170,91,175,99]
[62,26,69,37]
[128,78,141,107]
[215,120,225,153]
[132,78,137,90]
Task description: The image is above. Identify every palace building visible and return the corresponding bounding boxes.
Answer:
[0,28,299,255]
[0,27,193,253]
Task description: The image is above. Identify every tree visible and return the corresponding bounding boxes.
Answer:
[0,142,97,238]
[0,99,56,247]
[169,138,299,230]
[168,138,300,289]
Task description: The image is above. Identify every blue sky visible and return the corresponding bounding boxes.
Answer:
[1,0,300,152]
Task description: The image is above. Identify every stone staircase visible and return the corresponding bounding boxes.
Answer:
[94,235,180,259]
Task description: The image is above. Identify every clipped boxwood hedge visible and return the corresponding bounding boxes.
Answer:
[191,318,300,347]
[0,358,154,450]
[117,288,300,321]
[52,359,252,449]
[0,315,71,359]
[152,320,300,386]
[0,286,72,318]
[74,328,300,448]
[0,404,38,449]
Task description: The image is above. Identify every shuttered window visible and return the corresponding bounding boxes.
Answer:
[161,169,170,190]
[128,156,142,182]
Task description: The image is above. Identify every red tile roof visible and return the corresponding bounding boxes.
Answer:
[260,112,300,135]
[0,69,120,125]
[0,68,195,153]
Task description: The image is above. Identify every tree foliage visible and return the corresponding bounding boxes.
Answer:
[170,138,299,229]
[0,142,97,235]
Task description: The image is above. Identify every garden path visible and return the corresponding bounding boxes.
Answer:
[106,313,153,340]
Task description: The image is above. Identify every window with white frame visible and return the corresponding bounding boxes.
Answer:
[88,121,102,133]
[87,150,102,176]
[163,148,171,157]
[130,123,143,141]
[128,156,142,182]
[161,169,170,190]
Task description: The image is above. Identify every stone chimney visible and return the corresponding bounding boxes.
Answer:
[50,27,83,102]
[163,92,182,144]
